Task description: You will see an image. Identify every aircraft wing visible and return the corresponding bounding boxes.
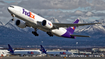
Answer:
[37,21,101,28]
[53,23,101,27]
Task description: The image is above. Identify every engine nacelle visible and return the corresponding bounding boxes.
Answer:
[16,20,26,28]
[42,20,53,29]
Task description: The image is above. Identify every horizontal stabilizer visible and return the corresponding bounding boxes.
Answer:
[70,35,90,37]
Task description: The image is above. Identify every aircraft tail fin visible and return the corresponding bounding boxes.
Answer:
[40,45,47,54]
[8,44,14,54]
[67,19,79,34]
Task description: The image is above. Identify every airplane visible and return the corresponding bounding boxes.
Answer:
[0,50,9,57]
[40,45,73,56]
[8,44,41,56]
[7,5,101,38]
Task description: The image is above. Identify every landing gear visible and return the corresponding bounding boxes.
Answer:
[11,19,14,21]
[11,14,15,21]
[47,32,53,37]
[32,31,39,36]
[32,28,39,36]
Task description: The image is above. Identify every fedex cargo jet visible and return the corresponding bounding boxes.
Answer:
[40,45,73,56]
[7,5,101,38]
[8,44,41,56]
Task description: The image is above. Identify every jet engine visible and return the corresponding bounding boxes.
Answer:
[42,20,53,29]
[16,20,26,28]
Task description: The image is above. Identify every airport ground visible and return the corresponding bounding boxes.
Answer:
[1,57,105,59]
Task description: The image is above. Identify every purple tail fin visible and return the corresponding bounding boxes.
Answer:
[8,44,14,54]
[40,45,47,54]
[67,19,79,34]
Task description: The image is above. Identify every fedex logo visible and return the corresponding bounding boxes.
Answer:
[71,27,75,30]
[60,52,66,54]
[48,23,51,26]
[22,9,35,19]
[27,51,34,54]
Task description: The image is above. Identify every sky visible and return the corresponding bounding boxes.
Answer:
[0,0,105,24]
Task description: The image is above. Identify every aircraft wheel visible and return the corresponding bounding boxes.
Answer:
[11,19,14,21]
[47,32,53,37]
[32,31,39,36]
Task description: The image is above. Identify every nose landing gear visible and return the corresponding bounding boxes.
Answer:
[11,14,15,21]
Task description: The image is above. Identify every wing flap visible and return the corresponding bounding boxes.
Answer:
[70,35,90,37]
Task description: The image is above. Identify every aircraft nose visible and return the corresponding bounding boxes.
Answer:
[7,7,11,12]
[7,7,10,10]
[7,6,14,12]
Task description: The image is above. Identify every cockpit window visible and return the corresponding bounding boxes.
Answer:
[10,6,14,8]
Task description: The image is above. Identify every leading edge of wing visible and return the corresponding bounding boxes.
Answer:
[70,34,90,37]
[53,22,101,27]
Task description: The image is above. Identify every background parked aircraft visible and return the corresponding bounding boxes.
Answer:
[40,45,73,56]
[8,44,41,56]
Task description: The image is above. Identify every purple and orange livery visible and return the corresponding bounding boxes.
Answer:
[23,9,35,19]
[8,44,14,54]
[62,19,79,38]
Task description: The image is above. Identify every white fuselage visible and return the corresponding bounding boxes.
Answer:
[7,5,95,38]
[0,50,9,57]
[7,5,67,37]
[46,50,73,55]
[12,50,41,55]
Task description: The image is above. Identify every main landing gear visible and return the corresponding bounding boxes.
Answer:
[47,32,53,37]
[32,28,53,37]
[32,28,39,36]
[32,31,39,36]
